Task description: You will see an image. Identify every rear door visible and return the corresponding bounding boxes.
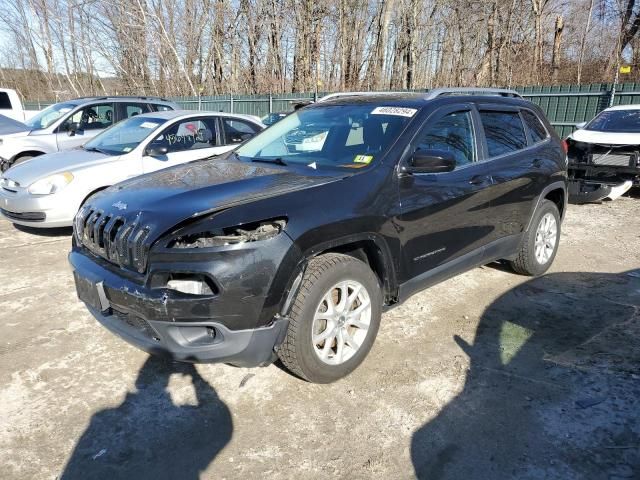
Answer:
[475,106,550,244]
[396,105,496,282]
[141,116,229,173]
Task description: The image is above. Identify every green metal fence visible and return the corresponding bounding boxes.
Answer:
[23,83,640,138]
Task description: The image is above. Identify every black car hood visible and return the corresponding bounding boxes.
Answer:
[88,158,345,239]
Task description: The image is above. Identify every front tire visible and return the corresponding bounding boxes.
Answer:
[278,253,382,383]
[509,199,561,276]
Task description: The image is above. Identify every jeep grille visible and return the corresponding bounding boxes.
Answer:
[74,206,152,273]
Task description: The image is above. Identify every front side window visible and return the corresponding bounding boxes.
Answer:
[417,111,475,167]
[236,104,414,169]
[83,116,166,155]
[222,118,260,145]
[149,118,218,153]
[64,103,114,131]
[522,110,548,143]
[480,111,527,157]
[25,102,78,130]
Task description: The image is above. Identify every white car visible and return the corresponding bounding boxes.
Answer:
[0,96,178,172]
[0,110,264,228]
[567,104,640,203]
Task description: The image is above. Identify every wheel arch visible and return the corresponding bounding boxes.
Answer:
[278,233,398,317]
[525,181,567,231]
[11,150,46,162]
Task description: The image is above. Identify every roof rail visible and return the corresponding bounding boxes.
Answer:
[425,87,522,100]
[317,91,410,102]
[70,95,172,102]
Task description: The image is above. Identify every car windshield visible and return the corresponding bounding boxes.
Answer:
[585,110,640,133]
[237,104,415,169]
[83,116,166,155]
[25,102,78,130]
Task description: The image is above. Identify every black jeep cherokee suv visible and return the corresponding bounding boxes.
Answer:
[70,89,567,383]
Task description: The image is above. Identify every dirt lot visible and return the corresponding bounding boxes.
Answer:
[1,196,639,480]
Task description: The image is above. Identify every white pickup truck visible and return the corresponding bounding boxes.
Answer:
[0,88,39,122]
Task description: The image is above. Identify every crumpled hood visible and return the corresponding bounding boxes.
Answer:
[570,128,640,146]
[87,158,346,238]
[3,149,112,186]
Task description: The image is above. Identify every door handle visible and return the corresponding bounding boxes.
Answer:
[469,175,492,186]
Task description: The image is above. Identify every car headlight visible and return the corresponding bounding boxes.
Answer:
[28,172,74,195]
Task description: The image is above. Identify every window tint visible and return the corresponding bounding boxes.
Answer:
[222,118,260,144]
[417,111,475,166]
[64,103,114,131]
[149,118,217,153]
[124,103,150,119]
[0,92,12,109]
[521,110,547,143]
[480,111,527,157]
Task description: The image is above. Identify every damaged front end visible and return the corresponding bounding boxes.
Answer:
[567,139,639,203]
[168,219,287,249]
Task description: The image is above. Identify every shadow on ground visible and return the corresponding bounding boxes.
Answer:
[61,356,232,480]
[13,224,72,237]
[412,269,640,479]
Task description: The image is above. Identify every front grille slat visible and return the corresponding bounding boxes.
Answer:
[73,204,153,274]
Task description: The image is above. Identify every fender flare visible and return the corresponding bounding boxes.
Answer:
[525,181,567,231]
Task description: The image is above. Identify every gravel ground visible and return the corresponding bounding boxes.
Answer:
[0,195,639,480]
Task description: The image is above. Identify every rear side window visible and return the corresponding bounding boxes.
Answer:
[480,111,527,157]
[124,103,151,119]
[521,110,548,143]
[222,118,260,145]
[0,92,12,109]
[152,104,174,112]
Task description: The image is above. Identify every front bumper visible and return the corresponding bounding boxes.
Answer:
[0,186,80,227]
[69,236,293,366]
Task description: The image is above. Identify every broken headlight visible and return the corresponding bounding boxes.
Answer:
[168,218,287,249]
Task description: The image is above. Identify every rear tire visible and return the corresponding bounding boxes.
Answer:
[278,253,382,383]
[509,199,561,276]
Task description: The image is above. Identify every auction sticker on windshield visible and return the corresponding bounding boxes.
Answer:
[371,106,417,117]
[140,122,160,129]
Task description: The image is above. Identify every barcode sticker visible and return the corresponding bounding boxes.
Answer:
[371,106,417,117]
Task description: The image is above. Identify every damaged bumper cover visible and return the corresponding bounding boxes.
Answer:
[567,139,640,203]
[68,228,295,366]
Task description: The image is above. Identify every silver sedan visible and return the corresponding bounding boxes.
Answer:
[0,110,264,228]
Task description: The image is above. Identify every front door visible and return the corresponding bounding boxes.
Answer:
[142,117,231,173]
[56,103,115,151]
[396,106,496,282]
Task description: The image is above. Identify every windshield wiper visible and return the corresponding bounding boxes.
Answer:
[250,157,287,166]
[84,146,107,154]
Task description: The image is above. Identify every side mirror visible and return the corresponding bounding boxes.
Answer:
[68,122,81,136]
[403,149,456,174]
[575,121,587,129]
[146,145,168,157]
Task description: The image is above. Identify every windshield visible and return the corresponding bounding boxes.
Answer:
[84,116,166,155]
[25,103,78,130]
[237,104,416,168]
[585,110,640,133]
